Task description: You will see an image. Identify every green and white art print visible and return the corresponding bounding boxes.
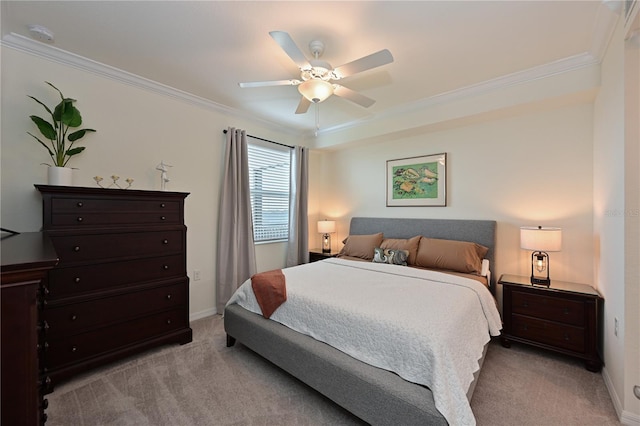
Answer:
[386,153,446,206]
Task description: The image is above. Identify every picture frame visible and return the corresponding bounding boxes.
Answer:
[386,153,447,207]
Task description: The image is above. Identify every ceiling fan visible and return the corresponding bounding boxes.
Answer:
[239,31,394,115]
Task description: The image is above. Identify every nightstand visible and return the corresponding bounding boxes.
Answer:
[308,249,339,263]
[499,274,603,372]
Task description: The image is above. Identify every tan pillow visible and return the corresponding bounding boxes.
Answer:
[415,237,489,274]
[380,236,421,265]
[339,233,383,260]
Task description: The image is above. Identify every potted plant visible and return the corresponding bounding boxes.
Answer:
[28,82,96,185]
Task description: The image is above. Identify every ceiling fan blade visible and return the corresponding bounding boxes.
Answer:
[269,31,311,70]
[295,96,311,114]
[238,79,301,88]
[332,49,394,79]
[333,85,376,108]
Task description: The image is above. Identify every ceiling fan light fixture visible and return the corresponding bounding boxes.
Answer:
[298,79,334,103]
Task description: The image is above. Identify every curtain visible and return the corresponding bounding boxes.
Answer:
[216,127,257,313]
[286,145,309,266]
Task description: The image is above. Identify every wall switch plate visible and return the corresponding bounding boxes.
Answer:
[193,270,201,281]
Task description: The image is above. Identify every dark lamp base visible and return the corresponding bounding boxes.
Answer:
[531,276,551,287]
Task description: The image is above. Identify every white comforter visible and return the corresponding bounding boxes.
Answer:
[227,258,502,425]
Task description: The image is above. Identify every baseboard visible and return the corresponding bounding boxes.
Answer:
[190,307,217,322]
[602,366,640,425]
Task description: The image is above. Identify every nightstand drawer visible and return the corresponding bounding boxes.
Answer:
[512,290,584,326]
[512,314,585,353]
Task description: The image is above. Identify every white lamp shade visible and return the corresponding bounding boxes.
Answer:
[317,220,336,234]
[520,226,562,252]
[298,79,334,103]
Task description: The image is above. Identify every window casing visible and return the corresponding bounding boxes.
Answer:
[247,139,291,242]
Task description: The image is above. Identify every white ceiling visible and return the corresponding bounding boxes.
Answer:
[1,1,618,139]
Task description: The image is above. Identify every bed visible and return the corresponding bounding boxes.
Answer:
[224,217,500,425]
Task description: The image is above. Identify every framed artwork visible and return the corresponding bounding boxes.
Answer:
[386,153,447,206]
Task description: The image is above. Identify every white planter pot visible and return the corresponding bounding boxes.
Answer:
[47,166,73,186]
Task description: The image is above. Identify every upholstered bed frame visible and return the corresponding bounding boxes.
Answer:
[224,217,497,425]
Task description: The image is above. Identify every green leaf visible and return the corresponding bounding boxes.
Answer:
[27,95,55,121]
[27,132,55,157]
[45,82,65,101]
[53,99,81,127]
[30,116,56,140]
[65,147,85,157]
[68,128,96,142]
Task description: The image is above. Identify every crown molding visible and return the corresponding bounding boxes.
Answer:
[0,32,303,138]
[317,51,599,137]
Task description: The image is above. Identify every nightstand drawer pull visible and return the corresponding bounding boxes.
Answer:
[77,216,83,222]
[564,333,570,341]
[563,308,569,315]
[70,315,77,321]
[160,203,166,208]
[74,277,81,283]
[160,216,166,220]
[77,202,83,207]
[166,319,172,325]
[163,264,169,270]
[73,246,80,252]
[522,301,529,308]
[166,294,172,300]
[71,346,78,353]
[162,239,168,244]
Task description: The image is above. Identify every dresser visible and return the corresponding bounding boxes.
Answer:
[499,274,603,372]
[1,232,59,426]
[35,185,192,388]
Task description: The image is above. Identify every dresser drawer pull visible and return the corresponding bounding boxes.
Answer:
[160,203,166,208]
[71,346,78,353]
[166,319,172,325]
[77,216,83,222]
[162,239,169,244]
[163,264,169,270]
[70,314,77,321]
[166,294,172,300]
[73,246,80,252]
[160,216,166,220]
[43,320,50,331]
[77,202,83,208]
[75,277,81,283]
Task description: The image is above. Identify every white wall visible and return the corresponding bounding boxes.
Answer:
[0,46,298,319]
[593,14,640,423]
[319,102,595,290]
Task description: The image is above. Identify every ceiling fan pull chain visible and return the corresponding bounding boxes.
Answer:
[315,104,320,137]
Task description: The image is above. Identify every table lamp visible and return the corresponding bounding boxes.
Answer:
[317,220,336,253]
[520,226,562,286]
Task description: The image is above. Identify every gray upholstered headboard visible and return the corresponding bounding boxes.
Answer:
[349,217,497,288]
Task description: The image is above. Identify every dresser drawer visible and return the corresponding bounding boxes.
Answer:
[50,211,181,227]
[47,255,185,300]
[511,290,584,326]
[44,308,187,369]
[50,230,184,264]
[51,197,180,213]
[43,281,187,338]
[511,314,585,353]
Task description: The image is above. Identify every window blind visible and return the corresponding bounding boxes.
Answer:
[247,140,291,242]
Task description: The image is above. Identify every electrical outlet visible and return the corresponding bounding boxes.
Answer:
[193,270,201,281]
[614,318,619,337]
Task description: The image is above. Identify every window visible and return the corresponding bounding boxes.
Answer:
[247,139,291,242]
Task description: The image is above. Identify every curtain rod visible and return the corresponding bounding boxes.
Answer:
[222,129,293,149]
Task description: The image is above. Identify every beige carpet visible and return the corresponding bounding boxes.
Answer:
[46,315,620,426]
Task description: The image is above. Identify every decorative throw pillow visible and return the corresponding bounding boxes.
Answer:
[372,247,409,266]
[380,235,421,265]
[339,233,384,260]
[415,237,488,274]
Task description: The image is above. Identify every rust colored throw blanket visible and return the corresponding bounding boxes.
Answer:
[251,269,287,318]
